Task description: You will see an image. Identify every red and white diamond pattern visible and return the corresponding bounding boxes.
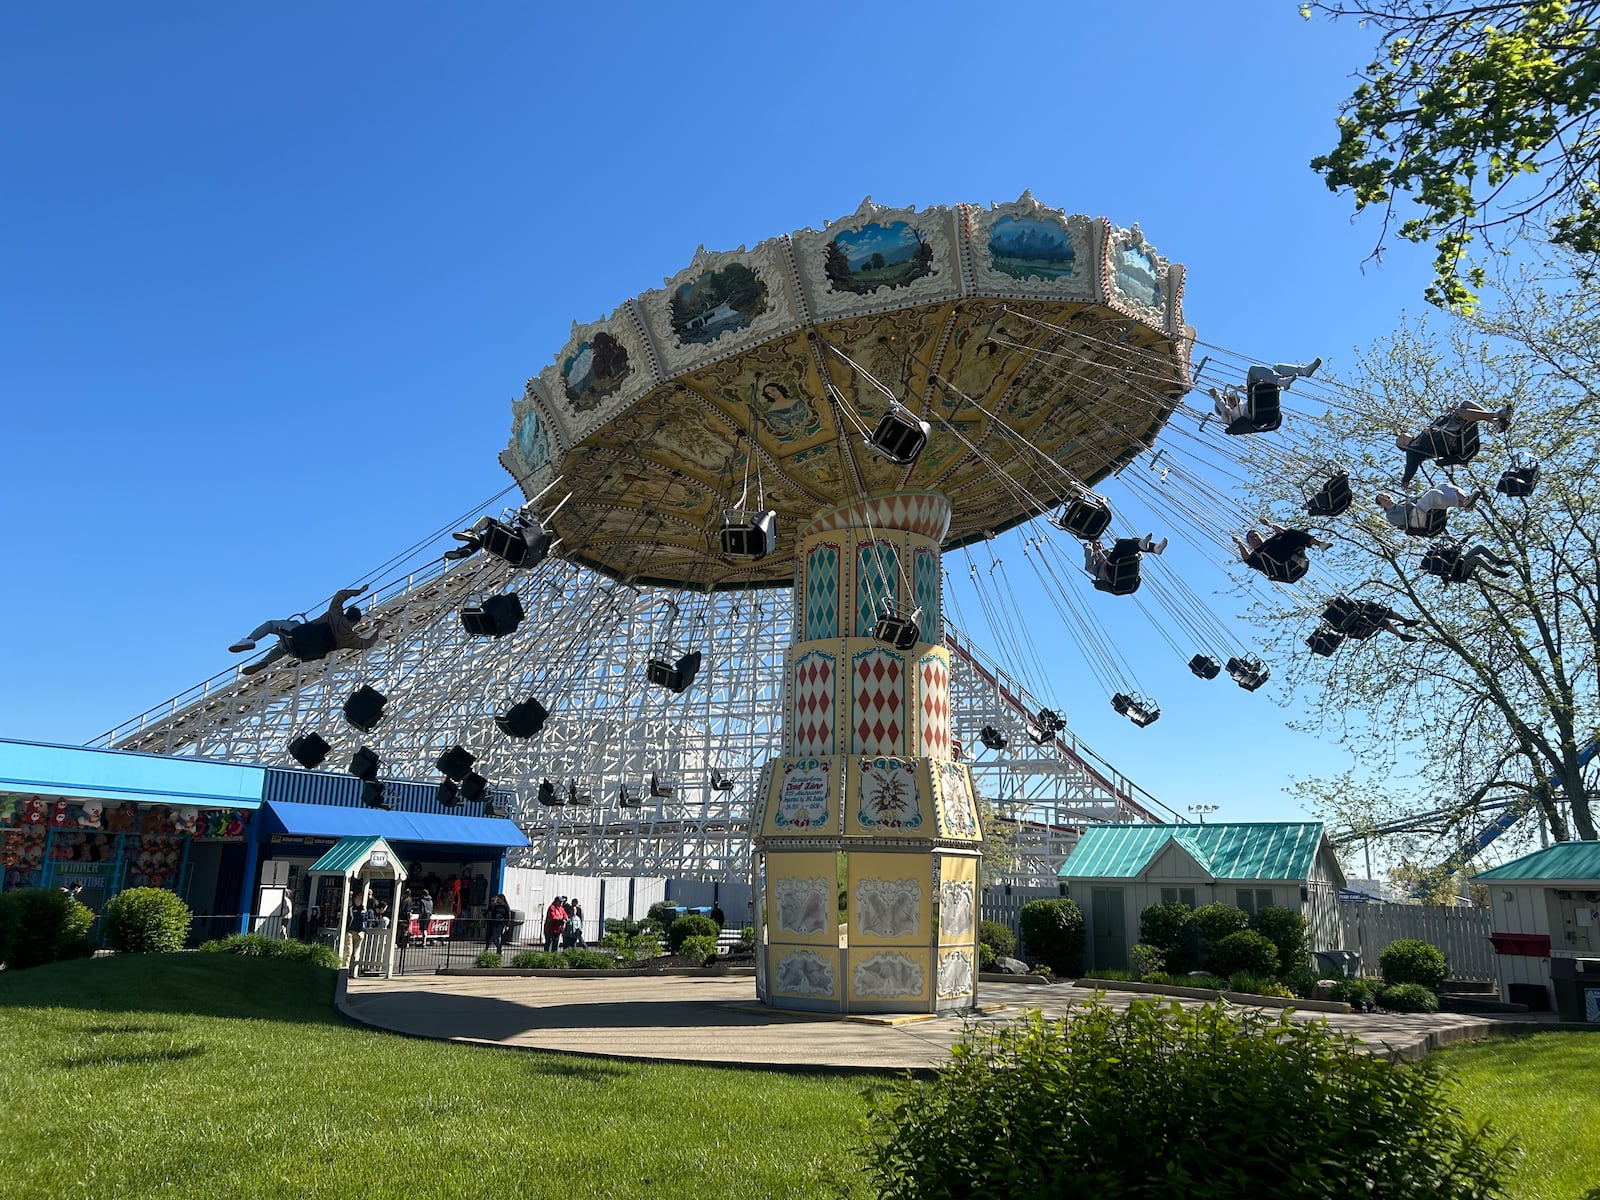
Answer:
[851,649,904,755]
[790,652,835,756]
[919,657,950,757]
[801,492,953,541]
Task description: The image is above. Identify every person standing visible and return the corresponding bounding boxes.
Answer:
[344,892,369,975]
[543,896,568,953]
[419,887,436,945]
[485,893,512,953]
[563,900,585,950]
[709,901,726,931]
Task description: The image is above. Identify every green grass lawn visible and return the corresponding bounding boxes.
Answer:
[1433,1033,1600,1200]
[0,956,883,1200]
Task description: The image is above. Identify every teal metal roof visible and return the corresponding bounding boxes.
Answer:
[1060,823,1327,881]
[1475,842,1600,881]
[309,836,400,875]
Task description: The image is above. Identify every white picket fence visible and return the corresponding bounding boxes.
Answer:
[1338,902,1494,980]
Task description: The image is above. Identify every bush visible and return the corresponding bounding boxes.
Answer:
[603,928,662,963]
[1281,965,1322,998]
[198,934,339,968]
[557,948,614,970]
[1227,971,1296,999]
[1379,939,1449,991]
[0,888,95,970]
[102,887,192,954]
[667,913,719,954]
[1208,929,1280,977]
[737,925,755,947]
[1129,942,1166,977]
[1330,977,1378,1005]
[475,951,503,968]
[511,949,553,968]
[1250,905,1310,974]
[1378,982,1441,1013]
[978,919,1016,960]
[1191,903,1250,967]
[979,942,996,971]
[679,934,718,964]
[646,900,681,930]
[1018,899,1084,977]
[859,999,1518,1198]
[1138,901,1196,970]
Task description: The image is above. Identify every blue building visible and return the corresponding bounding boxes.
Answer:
[0,738,528,941]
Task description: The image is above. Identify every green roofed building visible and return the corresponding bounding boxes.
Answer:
[1474,843,1600,1014]
[1059,822,1346,972]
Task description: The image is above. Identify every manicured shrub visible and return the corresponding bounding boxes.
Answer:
[1138,901,1196,970]
[1379,938,1449,991]
[557,948,614,970]
[979,942,996,971]
[1129,942,1166,977]
[737,925,755,947]
[1208,929,1280,977]
[1018,898,1084,977]
[978,919,1016,960]
[603,928,662,963]
[667,913,719,954]
[646,900,681,930]
[1250,905,1310,974]
[1227,971,1295,999]
[102,887,192,954]
[1191,903,1250,967]
[1330,977,1377,1005]
[0,888,94,970]
[475,951,503,968]
[511,949,554,968]
[199,933,339,968]
[1378,982,1441,1013]
[1282,965,1322,998]
[679,934,718,964]
[859,999,1517,1198]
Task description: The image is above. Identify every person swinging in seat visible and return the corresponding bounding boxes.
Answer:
[230,585,386,676]
[1320,596,1421,643]
[1207,358,1321,434]
[1083,534,1167,594]
[1375,485,1479,537]
[1420,542,1513,584]
[1396,401,1511,485]
[444,501,554,566]
[1232,523,1333,584]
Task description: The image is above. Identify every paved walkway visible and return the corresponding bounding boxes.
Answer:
[340,973,1556,1072]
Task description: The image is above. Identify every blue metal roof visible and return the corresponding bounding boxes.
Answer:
[261,801,529,848]
[0,738,264,809]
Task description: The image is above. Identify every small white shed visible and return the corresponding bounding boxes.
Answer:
[1474,842,1600,1014]
[1059,822,1346,972]
[308,835,408,980]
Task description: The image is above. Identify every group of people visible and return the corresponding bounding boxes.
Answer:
[542,895,586,952]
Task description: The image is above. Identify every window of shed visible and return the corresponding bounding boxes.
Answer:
[1236,888,1274,916]
[1160,887,1196,907]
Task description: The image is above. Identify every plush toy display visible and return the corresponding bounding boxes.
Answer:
[76,800,104,829]
[104,804,136,835]
[0,794,18,825]
[50,799,71,827]
[22,799,47,825]
[172,807,199,836]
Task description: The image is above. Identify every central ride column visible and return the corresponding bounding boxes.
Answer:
[752,492,984,1014]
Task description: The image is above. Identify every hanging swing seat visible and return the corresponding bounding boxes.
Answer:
[1246,542,1311,584]
[1188,654,1221,679]
[710,768,735,792]
[1402,505,1451,538]
[1226,656,1271,691]
[287,621,339,662]
[649,772,675,799]
[1035,708,1066,733]
[719,508,778,561]
[496,697,548,739]
[618,784,643,808]
[865,404,931,466]
[1306,628,1345,657]
[1051,494,1114,541]
[1420,546,1474,584]
[1092,553,1142,595]
[979,725,1009,750]
[1224,380,1283,436]
[1025,722,1053,745]
[567,781,593,806]
[460,592,525,638]
[1431,417,1481,468]
[1111,692,1161,726]
[873,603,923,650]
[1306,470,1352,518]
[1497,462,1539,498]
[536,779,565,807]
[646,650,702,694]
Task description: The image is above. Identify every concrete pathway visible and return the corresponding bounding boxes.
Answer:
[340,973,1557,1072]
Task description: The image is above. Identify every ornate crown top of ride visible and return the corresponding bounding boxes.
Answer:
[501,192,1192,590]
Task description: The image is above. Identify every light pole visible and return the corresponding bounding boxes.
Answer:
[1187,804,1219,824]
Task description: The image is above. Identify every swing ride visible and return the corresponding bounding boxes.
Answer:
[88,189,1554,1004]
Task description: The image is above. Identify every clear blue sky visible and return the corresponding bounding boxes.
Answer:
[0,3,1439,825]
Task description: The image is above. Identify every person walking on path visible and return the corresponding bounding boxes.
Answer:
[485,893,512,953]
[543,897,568,953]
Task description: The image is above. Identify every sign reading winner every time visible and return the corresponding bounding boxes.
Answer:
[776,759,832,830]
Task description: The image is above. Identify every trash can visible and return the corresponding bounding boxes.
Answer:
[1549,957,1600,1022]
[1314,949,1360,978]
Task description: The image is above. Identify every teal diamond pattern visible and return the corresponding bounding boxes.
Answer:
[914,548,939,635]
[805,545,839,640]
[856,541,898,636]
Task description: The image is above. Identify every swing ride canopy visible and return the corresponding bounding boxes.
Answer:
[500,193,1192,589]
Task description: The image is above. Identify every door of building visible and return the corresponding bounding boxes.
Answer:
[1091,887,1127,970]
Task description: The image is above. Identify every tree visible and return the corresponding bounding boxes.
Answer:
[1242,256,1599,849]
[1308,1,1600,310]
